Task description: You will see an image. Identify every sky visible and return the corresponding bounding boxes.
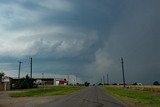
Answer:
[0,0,160,84]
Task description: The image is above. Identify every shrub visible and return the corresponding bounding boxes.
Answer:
[153,81,159,85]
[18,75,35,89]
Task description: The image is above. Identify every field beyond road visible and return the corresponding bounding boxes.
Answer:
[10,86,83,97]
[101,85,160,107]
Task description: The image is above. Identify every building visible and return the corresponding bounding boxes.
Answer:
[0,77,69,90]
[35,78,54,85]
[56,78,68,85]
[35,78,68,86]
[0,76,12,91]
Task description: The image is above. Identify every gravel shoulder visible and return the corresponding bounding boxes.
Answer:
[0,91,61,107]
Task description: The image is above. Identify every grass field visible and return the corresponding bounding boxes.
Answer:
[101,85,160,107]
[10,86,83,97]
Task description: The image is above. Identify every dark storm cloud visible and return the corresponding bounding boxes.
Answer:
[0,0,160,84]
[98,0,160,84]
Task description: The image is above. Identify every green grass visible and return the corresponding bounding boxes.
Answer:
[10,86,83,97]
[101,86,160,107]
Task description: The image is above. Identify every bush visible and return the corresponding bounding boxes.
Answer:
[18,75,35,89]
[153,81,159,85]
[98,83,103,86]
[84,81,90,86]
[0,72,5,83]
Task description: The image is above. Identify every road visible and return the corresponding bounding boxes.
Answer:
[39,86,127,107]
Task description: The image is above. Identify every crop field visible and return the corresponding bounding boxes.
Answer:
[10,86,83,97]
[101,85,160,107]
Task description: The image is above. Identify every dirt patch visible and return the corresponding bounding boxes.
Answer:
[0,91,61,107]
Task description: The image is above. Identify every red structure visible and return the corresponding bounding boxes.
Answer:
[59,79,68,85]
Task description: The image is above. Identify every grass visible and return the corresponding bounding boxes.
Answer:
[127,85,160,92]
[101,86,160,107]
[10,86,83,97]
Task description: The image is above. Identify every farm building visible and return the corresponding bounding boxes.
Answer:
[0,77,69,90]
[35,78,68,86]
[35,78,54,85]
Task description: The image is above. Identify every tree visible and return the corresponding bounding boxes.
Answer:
[98,83,103,86]
[0,72,5,83]
[153,81,159,85]
[84,81,90,86]
[18,74,35,89]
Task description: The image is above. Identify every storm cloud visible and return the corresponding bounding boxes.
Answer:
[0,0,160,84]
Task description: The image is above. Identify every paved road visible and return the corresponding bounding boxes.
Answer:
[39,86,127,107]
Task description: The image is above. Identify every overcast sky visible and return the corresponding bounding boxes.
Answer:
[0,0,160,84]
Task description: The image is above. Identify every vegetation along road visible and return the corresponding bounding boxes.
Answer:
[101,85,160,107]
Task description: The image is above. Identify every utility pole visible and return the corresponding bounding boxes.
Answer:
[18,61,22,79]
[121,57,126,88]
[67,75,69,85]
[30,57,32,78]
[101,78,102,84]
[53,73,55,86]
[42,73,45,91]
[76,75,77,84]
[42,73,44,78]
[107,74,109,85]
[103,76,105,85]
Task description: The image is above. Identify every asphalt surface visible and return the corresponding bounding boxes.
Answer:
[39,86,127,107]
